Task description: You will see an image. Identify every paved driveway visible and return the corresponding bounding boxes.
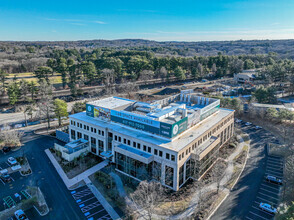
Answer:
[0,132,85,219]
[71,185,112,220]
[211,123,283,220]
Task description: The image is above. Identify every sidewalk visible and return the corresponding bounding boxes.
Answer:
[45,149,108,188]
[85,177,121,220]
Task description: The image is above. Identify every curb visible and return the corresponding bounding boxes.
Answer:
[207,191,229,220]
[33,204,49,216]
[230,142,250,190]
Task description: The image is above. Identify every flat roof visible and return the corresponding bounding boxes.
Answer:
[70,108,233,153]
[117,144,153,159]
[88,97,135,110]
[66,138,88,149]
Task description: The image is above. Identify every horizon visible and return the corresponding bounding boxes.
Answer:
[1,0,294,41]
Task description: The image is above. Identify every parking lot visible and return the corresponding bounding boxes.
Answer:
[245,155,283,220]
[71,185,112,220]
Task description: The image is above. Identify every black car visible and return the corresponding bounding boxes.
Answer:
[0,174,12,183]
[2,147,11,153]
[266,175,283,185]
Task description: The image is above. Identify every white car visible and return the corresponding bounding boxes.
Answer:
[7,157,18,166]
[255,126,262,129]
[14,209,29,220]
[259,203,277,214]
[245,122,252,126]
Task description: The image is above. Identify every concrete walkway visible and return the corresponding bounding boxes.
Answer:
[45,149,108,189]
[85,177,121,220]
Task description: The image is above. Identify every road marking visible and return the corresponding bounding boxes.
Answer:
[98,213,112,220]
[261,184,280,192]
[252,206,275,216]
[267,160,283,166]
[257,196,278,205]
[245,217,254,220]
[249,211,270,220]
[0,178,5,185]
[259,187,279,195]
[78,196,96,204]
[266,165,283,171]
[268,157,282,162]
[266,163,283,169]
[85,208,105,218]
[258,192,279,200]
[81,201,101,213]
[265,168,283,175]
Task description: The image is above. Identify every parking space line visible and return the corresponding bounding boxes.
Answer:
[257,196,278,205]
[266,168,283,175]
[86,209,105,218]
[260,187,279,195]
[258,192,279,200]
[249,211,269,220]
[81,201,101,213]
[77,196,96,204]
[251,206,274,217]
[261,184,280,192]
[266,163,283,169]
[268,157,282,161]
[245,217,254,220]
[267,160,283,166]
[98,213,112,220]
[0,178,5,185]
[266,165,283,171]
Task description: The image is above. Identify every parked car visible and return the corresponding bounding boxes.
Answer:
[245,122,252,126]
[2,147,11,153]
[266,175,283,185]
[259,203,277,214]
[7,157,18,166]
[15,210,28,220]
[255,126,262,129]
[0,174,12,183]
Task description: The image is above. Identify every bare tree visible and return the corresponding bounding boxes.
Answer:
[38,82,54,129]
[138,70,154,84]
[211,161,226,194]
[129,181,163,220]
[0,129,24,149]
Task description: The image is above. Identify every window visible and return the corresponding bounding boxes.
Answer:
[189,147,191,153]
[87,126,89,131]
[128,140,131,145]
[102,131,104,136]
[71,130,76,139]
[137,143,141,149]
[123,138,126,144]
[77,122,79,127]
[77,132,82,139]
[84,134,89,141]
[148,147,151,153]
[108,132,113,138]
[154,149,158,155]
[118,136,121,142]
[73,121,76,126]
[114,135,117,141]
[84,125,86,129]
[182,152,184,158]
[94,128,97,133]
[133,142,136,148]
[171,155,175,161]
[159,151,163,157]
[143,145,147,151]
[98,130,101,135]
[91,127,93,132]
[179,154,181,160]
[186,149,188,155]
[166,153,170,160]
[80,123,82,128]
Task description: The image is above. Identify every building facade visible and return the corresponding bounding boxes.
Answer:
[68,90,234,191]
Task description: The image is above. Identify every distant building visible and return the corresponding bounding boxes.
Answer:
[234,69,257,83]
[66,90,234,191]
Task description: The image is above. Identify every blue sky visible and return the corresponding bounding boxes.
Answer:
[0,0,294,41]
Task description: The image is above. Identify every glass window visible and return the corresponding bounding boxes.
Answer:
[128,140,131,145]
[166,153,170,160]
[171,155,175,161]
[114,135,117,141]
[148,147,151,153]
[133,142,136,148]
[154,149,158,155]
[159,151,163,157]
[143,145,147,151]
[137,143,141,149]
[123,138,126,144]
[119,136,121,142]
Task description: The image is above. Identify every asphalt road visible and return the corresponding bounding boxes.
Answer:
[0,132,85,220]
[211,122,282,220]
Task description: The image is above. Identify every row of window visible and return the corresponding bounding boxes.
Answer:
[179,116,234,161]
[70,120,105,136]
[113,134,176,162]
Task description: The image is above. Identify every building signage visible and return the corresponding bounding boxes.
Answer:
[94,107,111,120]
[111,110,160,128]
[86,104,94,117]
